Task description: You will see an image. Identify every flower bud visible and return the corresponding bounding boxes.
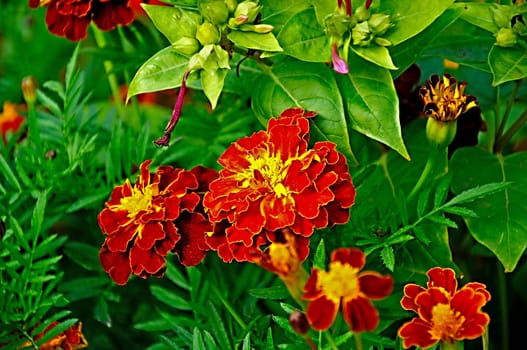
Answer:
[512,14,527,36]
[354,4,371,22]
[374,36,392,46]
[234,0,261,25]
[490,4,510,28]
[21,76,38,104]
[196,22,221,46]
[324,12,350,38]
[289,310,310,335]
[172,37,200,56]
[224,0,237,13]
[426,118,457,149]
[238,23,274,33]
[351,21,372,46]
[494,27,517,47]
[199,0,230,25]
[368,13,392,35]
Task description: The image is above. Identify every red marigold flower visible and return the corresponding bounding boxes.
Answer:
[31,321,88,350]
[303,248,393,332]
[98,160,217,285]
[29,0,136,41]
[398,267,491,349]
[203,108,356,263]
[0,102,25,144]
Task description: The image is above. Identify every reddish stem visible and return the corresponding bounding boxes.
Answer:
[366,0,373,9]
[337,0,343,9]
[154,70,190,146]
[345,0,352,15]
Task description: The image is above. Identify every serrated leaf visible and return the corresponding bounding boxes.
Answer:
[313,239,326,269]
[227,31,283,52]
[426,214,458,228]
[30,192,47,241]
[489,45,527,86]
[380,246,395,272]
[207,301,231,350]
[336,54,409,159]
[128,46,189,98]
[380,0,455,45]
[193,328,206,350]
[450,148,527,271]
[434,175,451,207]
[251,58,356,164]
[248,285,289,300]
[441,206,478,218]
[265,328,274,350]
[201,68,228,109]
[276,7,330,62]
[412,226,431,245]
[143,4,201,43]
[351,46,397,70]
[417,186,432,218]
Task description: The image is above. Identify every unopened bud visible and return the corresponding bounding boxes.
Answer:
[354,4,371,22]
[324,12,350,37]
[289,310,310,335]
[224,0,237,13]
[426,118,457,149]
[494,27,517,47]
[196,22,221,45]
[490,4,510,28]
[234,0,261,24]
[374,36,392,46]
[351,21,372,46]
[199,0,230,25]
[368,13,392,35]
[21,76,38,104]
[238,23,274,33]
[512,14,527,36]
[172,37,200,55]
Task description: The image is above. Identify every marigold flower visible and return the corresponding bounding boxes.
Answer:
[203,108,356,263]
[420,74,478,122]
[98,160,217,285]
[0,102,25,144]
[398,267,491,349]
[303,248,393,332]
[27,321,87,350]
[29,0,136,41]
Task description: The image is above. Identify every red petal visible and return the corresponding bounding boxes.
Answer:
[99,245,132,285]
[464,282,491,302]
[359,272,393,299]
[92,0,135,30]
[235,200,265,234]
[305,295,339,331]
[427,267,458,295]
[342,296,379,332]
[155,221,180,256]
[331,248,365,269]
[173,212,212,266]
[302,269,321,299]
[414,288,449,322]
[105,223,138,252]
[98,208,129,234]
[398,318,437,349]
[135,221,165,250]
[190,165,219,192]
[401,284,426,312]
[130,245,166,275]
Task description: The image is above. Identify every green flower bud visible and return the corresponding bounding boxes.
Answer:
[512,14,527,36]
[374,37,392,46]
[354,4,371,22]
[196,22,221,45]
[199,0,230,25]
[351,21,372,46]
[234,0,261,25]
[21,76,38,104]
[324,12,351,38]
[426,118,457,149]
[188,45,214,71]
[494,27,517,47]
[238,23,274,33]
[490,4,511,28]
[224,0,237,13]
[368,13,392,36]
[172,37,200,56]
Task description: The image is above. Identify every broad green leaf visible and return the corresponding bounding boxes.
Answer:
[351,45,397,70]
[311,0,336,27]
[450,148,527,272]
[201,68,229,109]
[453,2,498,33]
[227,31,283,52]
[276,7,331,62]
[336,53,409,159]
[489,45,527,86]
[380,0,454,46]
[128,46,189,98]
[261,0,311,32]
[251,59,356,164]
[143,4,201,43]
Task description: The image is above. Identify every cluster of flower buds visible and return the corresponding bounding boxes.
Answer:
[349,4,393,47]
[490,3,527,47]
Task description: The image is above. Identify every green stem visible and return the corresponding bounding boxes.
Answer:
[407,147,441,201]
[495,106,527,153]
[91,27,127,122]
[354,332,363,350]
[496,80,521,140]
[209,277,247,328]
[324,331,339,350]
[439,341,459,350]
[497,262,509,350]
[19,327,38,349]
[27,99,41,151]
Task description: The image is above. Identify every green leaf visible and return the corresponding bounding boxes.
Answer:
[128,46,189,98]
[94,297,112,328]
[276,7,331,62]
[36,318,78,346]
[265,328,274,350]
[426,214,458,228]
[201,68,228,109]
[261,0,311,32]
[227,31,283,52]
[248,285,289,300]
[207,301,231,350]
[351,46,397,70]
[64,241,100,271]
[193,328,207,350]
[251,59,356,164]
[0,153,21,192]
[450,148,527,271]
[66,188,109,213]
[150,285,193,311]
[380,245,395,272]
[336,53,409,159]
[489,45,527,86]
[313,238,326,269]
[380,0,454,45]
[446,182,510,206]
[454,2,498,33]
[30,192,47,241]
[441,206,478,218]
[143,4,201,43]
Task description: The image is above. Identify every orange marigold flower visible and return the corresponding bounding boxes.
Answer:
[398,267,491,349]
[203,108,356,262]
[0,102,25,144]
[303,248,393,332]
[98,160,217,285]
[30,321,87,350]
[29,0,136,41]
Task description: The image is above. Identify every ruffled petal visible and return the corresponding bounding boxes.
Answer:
[305,295,340,331]
[359,272,393,299]
[398,318,438,349]
[342,296,379,332]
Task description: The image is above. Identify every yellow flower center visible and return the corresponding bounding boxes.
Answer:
[317,262,361,301]
[429,302,466,342]
[119,182,159,218]
[240,151,290,198]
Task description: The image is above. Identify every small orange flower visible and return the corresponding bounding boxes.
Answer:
[29,321,88,350]
[98,160,217,285]
[303,248,393,332]
[0,102,25,144]
[203,108,355,263]
[398,267,491,349]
